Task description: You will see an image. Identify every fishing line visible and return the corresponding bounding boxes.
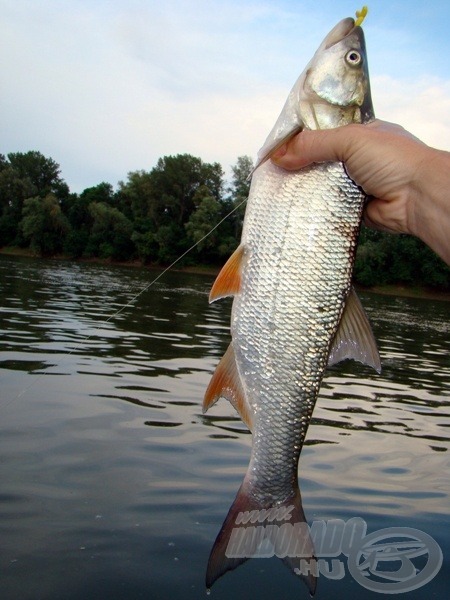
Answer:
[102,197,247,324]
[1,197,247,411]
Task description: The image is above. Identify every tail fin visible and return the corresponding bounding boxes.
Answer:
[206,480,316,595]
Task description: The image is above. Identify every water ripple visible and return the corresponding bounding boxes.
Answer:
[1,256,449,598]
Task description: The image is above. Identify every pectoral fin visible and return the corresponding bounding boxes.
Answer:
[209,245,245,303]
[252,69,308,174]
[252,124,303,173]
[328,288,381,373]
[203,343,253,431]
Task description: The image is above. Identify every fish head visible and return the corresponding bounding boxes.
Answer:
[256,16,374,168]
[303,17,374,129]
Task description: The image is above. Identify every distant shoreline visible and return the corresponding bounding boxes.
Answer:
[1,246,449,302]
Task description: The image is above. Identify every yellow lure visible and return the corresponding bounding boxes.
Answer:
[355,6,368,27]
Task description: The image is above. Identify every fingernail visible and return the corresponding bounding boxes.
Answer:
[271,143,288,161]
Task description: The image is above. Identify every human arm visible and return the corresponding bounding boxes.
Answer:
[271,120,450,265]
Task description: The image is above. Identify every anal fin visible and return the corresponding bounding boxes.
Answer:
[328,287,381,372]
[203,343,253,431]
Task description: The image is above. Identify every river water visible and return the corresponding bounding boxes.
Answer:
[0,254,449,599]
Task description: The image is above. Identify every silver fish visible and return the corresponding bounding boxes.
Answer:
[203,11,379,592]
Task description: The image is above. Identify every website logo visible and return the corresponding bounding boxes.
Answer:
[225,515,443,594]
[348,527,443,594]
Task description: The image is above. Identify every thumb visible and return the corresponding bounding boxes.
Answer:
[271,126,357,171]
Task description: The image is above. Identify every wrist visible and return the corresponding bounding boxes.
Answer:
[410,148,450,265]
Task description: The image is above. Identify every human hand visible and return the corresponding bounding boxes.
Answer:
[271,120,450,264]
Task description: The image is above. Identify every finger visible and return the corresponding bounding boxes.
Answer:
[363,199,401,235]
[272,127,354,170]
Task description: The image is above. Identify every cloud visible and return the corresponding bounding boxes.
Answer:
[2,1,450,193]
[372,75,450,151]
[1,0,306,190]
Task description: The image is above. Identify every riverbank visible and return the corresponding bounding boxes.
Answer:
[1,246,449,301]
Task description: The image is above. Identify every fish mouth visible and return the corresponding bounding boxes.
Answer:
[323,17,362,49]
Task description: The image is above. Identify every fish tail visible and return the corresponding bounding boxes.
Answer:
[206,480,316,595]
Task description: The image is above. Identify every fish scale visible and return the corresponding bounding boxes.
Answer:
[234,160,365,503]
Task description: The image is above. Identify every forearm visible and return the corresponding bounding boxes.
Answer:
[412,149,450,265]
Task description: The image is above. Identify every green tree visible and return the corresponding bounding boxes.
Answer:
[229,155,252,202]
[149,154,224,228]
[116,170,158,262]
[354,228,388,287]
[420,247,450,289]
[86,202,134,260]
[20,194,69,256]
[0,151,70,247]
[154,223,184,263]
[117,170,154,222]
[185,185,238,261]
[79,182,114,206]
[0,163,36,246]
[117,170,162,263]
[127,154,225,264]
[131,229,158,263]
[354,227,450,290]
[63,183,116,258]
[185,186,222,252]
[7,151,69,200]
[227,155,253,241]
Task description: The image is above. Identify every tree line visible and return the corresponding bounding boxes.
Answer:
[0,150,448,291]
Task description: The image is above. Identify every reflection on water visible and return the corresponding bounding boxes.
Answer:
[0,255,449,599]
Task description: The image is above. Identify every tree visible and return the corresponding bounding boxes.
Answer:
[228,155,253,240]
[230,155,252,203]
[149,154,224,228]
[354,227,450,290]
[0,164,36,246]
[78,182,114,206]
[117,170,154,222]
[154,223,184,263]
[86,202,134,260]
[20,194,69,256]
[185,185,238,261]
[0,151,70,247]
[131,229,158,263]
[185,186,222,252]
[63,183,116,258]
[7,151,69,200]
[126,154,225,264]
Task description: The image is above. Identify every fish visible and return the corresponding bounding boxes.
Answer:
[203,8,380,593]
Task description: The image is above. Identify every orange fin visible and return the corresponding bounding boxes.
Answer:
[203,343,253,431]
[209,245,245,303]
[328,287,381,373]
[206,481,316,595]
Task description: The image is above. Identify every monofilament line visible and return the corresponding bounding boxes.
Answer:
[1,197,248,411]
[103,196,247,324]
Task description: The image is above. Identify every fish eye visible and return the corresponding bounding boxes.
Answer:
[345,49,362,67]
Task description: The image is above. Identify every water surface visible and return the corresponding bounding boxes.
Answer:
[0,255,449,599]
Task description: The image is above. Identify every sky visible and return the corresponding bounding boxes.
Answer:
[2,0,450,193]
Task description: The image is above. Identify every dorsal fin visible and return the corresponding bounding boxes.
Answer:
[328,288,381,372]
[209,245,245,303]
[203,343,253,431]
